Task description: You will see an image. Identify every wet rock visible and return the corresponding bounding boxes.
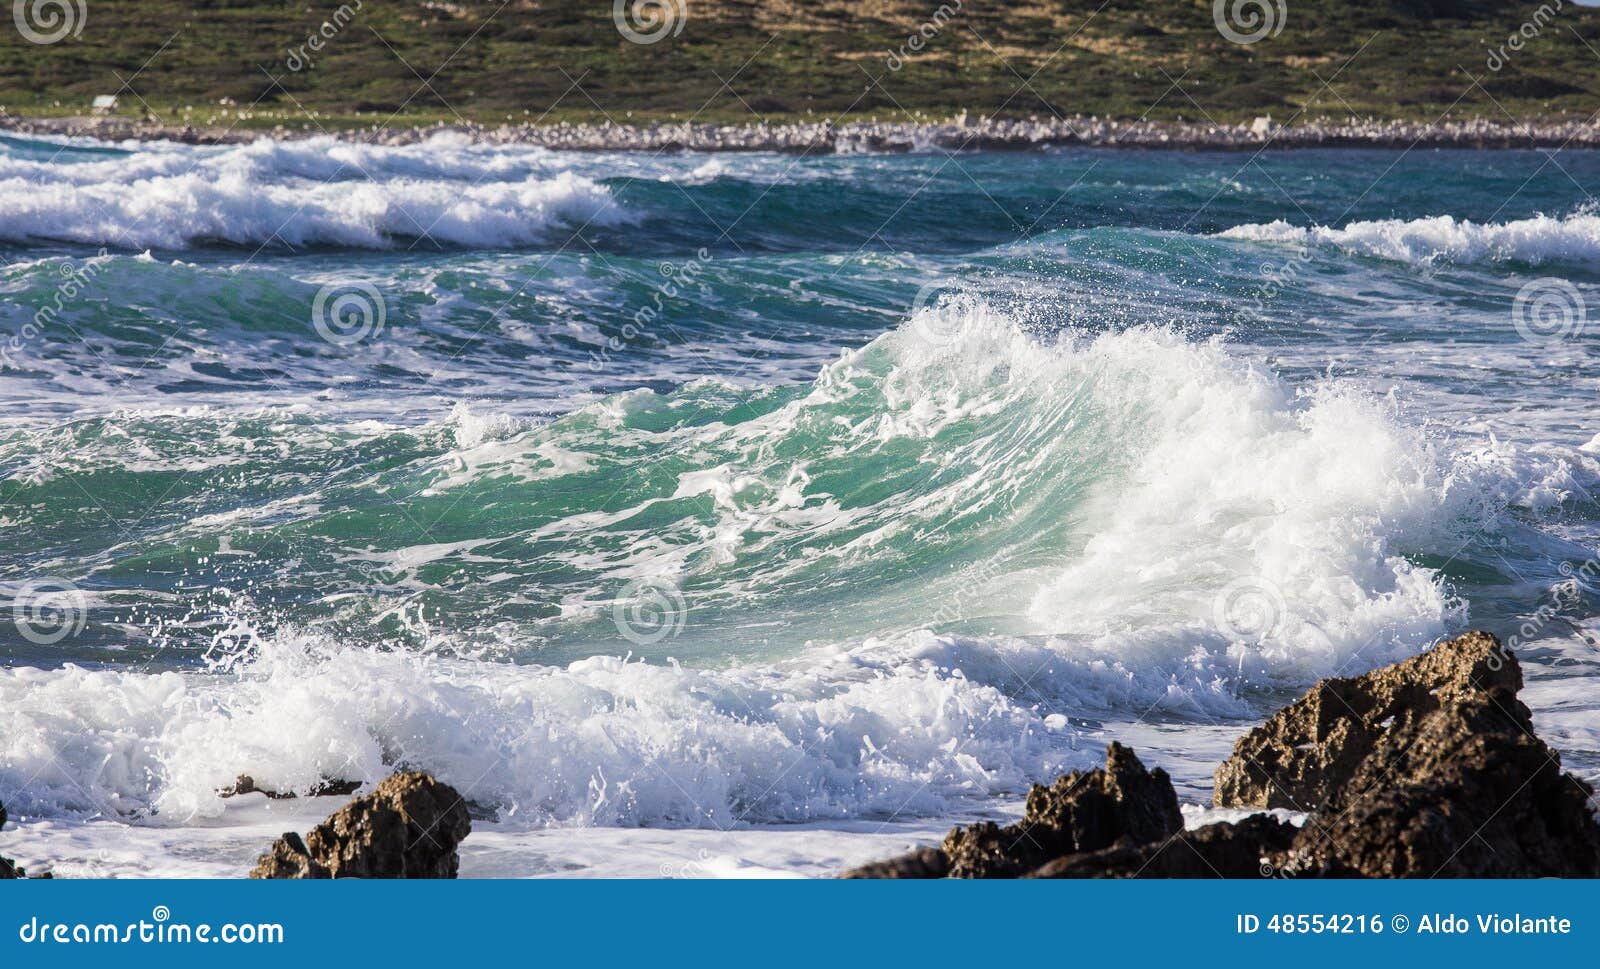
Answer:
[1027,814,1298,878]
[1281,678,1600,877]
[1218,631,1600,876]
[945,742,1183,878]
[221,775,362,800]
[1214,631,1518,810]
[841,631,1600,879]
[842,743,1182,878]
[1,797,15,878]
[838,846,950,879]
[249,771,471,879]
[0,797,34,879]
[249,831,328,879]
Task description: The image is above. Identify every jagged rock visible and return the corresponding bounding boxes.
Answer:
[1,796,15,878]
[840,631,1600,879]
[1281,680,1600,876]
[944,742,1183,878]
[250,831,329,879]
[838,846,950,879]
[221,775,362,800]
[1217,631,1600,876]
[1214,631,1518,810]
[1027,814,1298,878]
[841,743,1182,878]
[249,771,471,879]
[0,797,34,879]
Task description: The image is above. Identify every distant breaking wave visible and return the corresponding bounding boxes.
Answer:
[1221,211,1600,267]
[0,134,626,249]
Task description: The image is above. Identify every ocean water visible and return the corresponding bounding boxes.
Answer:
[1,133,1598,876]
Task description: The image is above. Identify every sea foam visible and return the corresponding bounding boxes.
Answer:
[0,304,1505,828]
[1222,211,1600,266]
[0,135,625,249]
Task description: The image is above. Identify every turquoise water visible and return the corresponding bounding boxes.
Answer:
[0,136,1597,834]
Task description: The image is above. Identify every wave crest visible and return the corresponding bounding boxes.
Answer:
[0,135,625,249]
[1221,211,1600,267]
[0,303,1509,827]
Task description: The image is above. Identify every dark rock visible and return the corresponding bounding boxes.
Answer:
[0,796,18,878]
[1218,631,1600,876]
[841,743,1182,878]
[249,771,471,879]
[839,631,1600,879]
[221,775,362,800]
[1027,814,1298,878]
[838,846,950,879]
[249,831,329,879]
[1281,677,1600,876]
[944,742,1183,877]
[1214,630,1518,810]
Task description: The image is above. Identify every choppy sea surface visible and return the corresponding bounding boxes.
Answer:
[1,134,1598,877]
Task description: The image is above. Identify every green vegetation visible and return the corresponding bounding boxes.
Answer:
[0,0,1596,130]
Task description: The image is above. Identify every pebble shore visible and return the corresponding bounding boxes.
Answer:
[5,114,1600,151]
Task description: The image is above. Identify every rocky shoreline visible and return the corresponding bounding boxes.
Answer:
[3,632,1596,878]
[844,632,1600,878]
[6,115,1600,152]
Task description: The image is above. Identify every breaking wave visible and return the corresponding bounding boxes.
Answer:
[1221,211,1600,267]
[0,134,625,249]
[0,300,1513,827]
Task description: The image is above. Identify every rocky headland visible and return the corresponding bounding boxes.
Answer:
[843,632,1600,878]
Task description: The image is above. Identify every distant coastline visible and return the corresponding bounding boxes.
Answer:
[6,114,1600,152]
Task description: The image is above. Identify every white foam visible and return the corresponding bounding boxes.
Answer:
[0,626,1082,828]
[0,307,1511,833]
[0,135,626,249]
[1221,211,1600,266]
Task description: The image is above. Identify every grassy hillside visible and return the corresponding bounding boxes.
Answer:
[0,0,1597,129]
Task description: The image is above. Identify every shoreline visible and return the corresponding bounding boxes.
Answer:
[6,114,1600,152]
